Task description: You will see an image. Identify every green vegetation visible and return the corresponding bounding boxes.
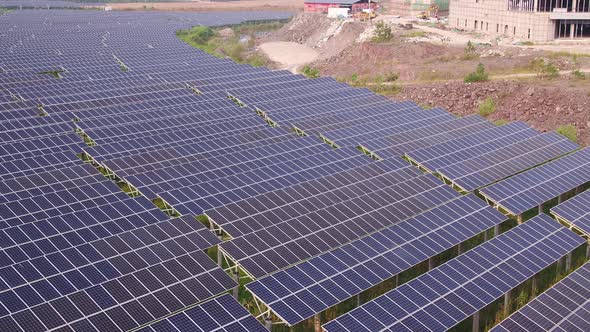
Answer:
[494,119,509,126]
[478,96,496,117]
[38,69,66,79]
[464,63,489,83]
[348,73,401,96]
[402,30,427,38]
[462,40,479,60]
[371,21,393,43]
[572,69,586,80]
[521,41,534,46]
[301,65,320,79]
[0,7,10,15]
[530,58,559,79]
[556,124,577,142]
[176,20,286,67]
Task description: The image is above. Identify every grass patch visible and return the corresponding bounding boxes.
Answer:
[462,40,479,60]
[494,119,509,126]
[402,30,427,38]
[556,124,577,142]
[572,69,586,80]
[372,21,393,43]
[521,41,534,46]
[464,63,489,83]
[531,58,559,79]
[302,65,320,79]
[176,20,286,67]
[39,69,65,79]
[478,96,496,117]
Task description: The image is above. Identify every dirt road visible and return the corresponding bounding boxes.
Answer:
[259,41,318,72]
[110,0,303,12]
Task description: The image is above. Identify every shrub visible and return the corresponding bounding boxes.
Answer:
[531,58,559,79]
[464,63,489,83]
[478,97,496,117]
[556,124,577,142]
[302,65,320,79]
[384,71,399,82]
[372,21,393,43]
[189,26,215,45]
[463,40,478,60]
[572,69,586,80]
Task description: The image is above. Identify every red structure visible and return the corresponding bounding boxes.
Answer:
[304,0,378,14]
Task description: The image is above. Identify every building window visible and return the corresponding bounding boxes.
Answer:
[497,24,499,33]
[465,19,468,27]
[514,26,517,35]
[528,28,531,39]
[486,22,489,31]
[475,20,478,29]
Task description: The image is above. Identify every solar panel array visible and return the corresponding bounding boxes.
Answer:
[323,214,585,332]
[551,189,590,236]
[1,7,589,332]
[491,261,590,332]
[481,147,590,215]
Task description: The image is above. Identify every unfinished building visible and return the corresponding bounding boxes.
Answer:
[449,0,590,41]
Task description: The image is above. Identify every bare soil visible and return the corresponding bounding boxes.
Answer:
[397,80,590,145]
[110,0,303,12]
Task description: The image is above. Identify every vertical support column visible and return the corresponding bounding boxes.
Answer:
[484,229,489,241]
[458,242,465,255]
[533,0,538,11]
[557,256,563,274]
[504,291,511,316]
[472,311,480,332]
[571,24,575,39]
[217,241,223,267]
[531,275,538,296]
[356,293,361,307]
[586,240,590,259]
[494,224,500,237]
[314,314,321,332]
[395,274,399,287]
[558,194,565,204]
[538,203,543,215]
[517,214,523,224]
[232,270,239,300]
[428,257,435,271]
[566,252,572,272]
[265,316,272,331]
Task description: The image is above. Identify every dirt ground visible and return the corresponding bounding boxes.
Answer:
[259,41,318,72]
[110,0,303,12]
[397,79,590,145]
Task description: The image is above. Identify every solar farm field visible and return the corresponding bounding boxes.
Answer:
[0,6,589,332]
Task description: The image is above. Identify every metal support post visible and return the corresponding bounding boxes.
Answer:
[472,311,480,332]
[504,291,511,316]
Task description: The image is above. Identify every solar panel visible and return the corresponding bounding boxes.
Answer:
[323,214,585,332]
[551,189,590,236]
[491,261,590,332]
[220,173,460,278]
[247,194,507,325]
[481,147,590,215]
[137,294,268,332]
[437,132,579,192]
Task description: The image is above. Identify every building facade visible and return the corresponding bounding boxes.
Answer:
[449,0,590,41]
[304,0,379,14]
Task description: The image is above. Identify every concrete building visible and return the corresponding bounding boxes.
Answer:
[449,0,590,41]
[303,0,378,14]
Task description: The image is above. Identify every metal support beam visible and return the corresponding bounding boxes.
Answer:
[494,224,500,237]
[517,214,523,224]
[586,241,590,259]
[428,257,435,271]
[395,274,399,287]
[504,291,511,316]
[265,316,272,331]
[232,270,239,299]
[314,314,321,332]
[538,203,543,215]
[557,256,563,274]
[566,252,572,272]
[217,239,223,267]
[356,293,361,307]
[458,243,464,255]
[484,229,489,241]
[472,311,480,332]
[532,275,538,296]
[558,194,565,204]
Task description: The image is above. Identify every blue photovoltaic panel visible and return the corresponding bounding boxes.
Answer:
[481,147,590,215]
[323,214,585,332]
[551,189,590,236]
[491,261,590,332]
[247,194,507,325]
[220,173,461,278]
[406,122,536,172]
[137,294,267,332]
[437,132,579,192]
